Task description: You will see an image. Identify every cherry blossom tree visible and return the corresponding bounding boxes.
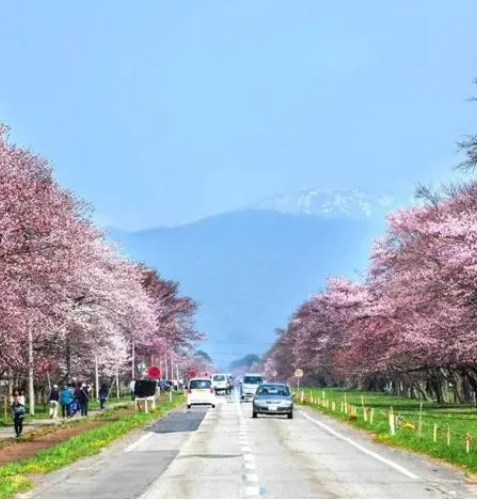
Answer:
[0,124,205,411]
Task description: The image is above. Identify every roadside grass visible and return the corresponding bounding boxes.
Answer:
[298,388,477,474]
[0,392,184,499]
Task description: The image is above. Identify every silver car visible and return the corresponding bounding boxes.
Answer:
[252,382,294,419]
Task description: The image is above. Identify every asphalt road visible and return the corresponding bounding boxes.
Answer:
[22,393,477,499]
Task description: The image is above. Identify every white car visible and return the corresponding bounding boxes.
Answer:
[211,373,229,394]
[187,378,216,409]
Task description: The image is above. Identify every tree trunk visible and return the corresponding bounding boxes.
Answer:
[65,334,71,381]
[28,328,35,415]
[131,340,135,379]
[464,369,477,405]
[94,355,99,401]
[413,381,433,402]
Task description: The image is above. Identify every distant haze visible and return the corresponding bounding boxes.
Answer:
[108,188,395,367]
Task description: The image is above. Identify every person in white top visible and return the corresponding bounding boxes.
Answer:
[10,389,26,437]
[129,379,135,400]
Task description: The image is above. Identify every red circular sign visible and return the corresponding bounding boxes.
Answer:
[204,372,209,377]
[189,370,196,378]
[146,365,161,379]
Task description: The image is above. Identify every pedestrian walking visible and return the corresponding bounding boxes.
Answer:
[78,383,90,416]
[70,382,80,416]
[99,384,108,410]
[10,389,26,438]
[60,385,73,418]
[48,384,60,418]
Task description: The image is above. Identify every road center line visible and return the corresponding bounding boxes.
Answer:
[300,410,419,479]
[240,485,260,497]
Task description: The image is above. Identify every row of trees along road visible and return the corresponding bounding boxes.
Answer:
[0,124,205,414]
[262,86,477,404]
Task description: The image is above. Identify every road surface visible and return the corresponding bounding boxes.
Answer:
[21,393,477,499]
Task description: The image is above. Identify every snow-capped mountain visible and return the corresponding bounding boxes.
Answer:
[252,188,395,219]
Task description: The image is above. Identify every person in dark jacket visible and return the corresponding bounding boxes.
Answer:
[99,384,108,410]
[48,384,60,418]
[78,383,90,416]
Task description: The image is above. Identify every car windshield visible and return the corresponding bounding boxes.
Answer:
[213,375,225,381]
[189,380,211,389]
[256,385,290,396]
[243,376,263,384]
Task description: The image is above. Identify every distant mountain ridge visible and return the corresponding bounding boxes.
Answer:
[107,201,382,368]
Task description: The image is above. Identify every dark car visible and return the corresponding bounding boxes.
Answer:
[252,382,294,419]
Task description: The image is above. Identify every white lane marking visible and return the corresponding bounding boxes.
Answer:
[125,432,153,452]
[243,473,259,482]
[244,461,256,471]
[300,410,419,479]
[243,453,255,463]
[240,446,251,453]
[241,485,260,497]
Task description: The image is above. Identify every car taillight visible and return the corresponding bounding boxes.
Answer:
[210,387,214,393]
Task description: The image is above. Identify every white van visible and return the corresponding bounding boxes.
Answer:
[211,373,229,394]
[187,378,216,409]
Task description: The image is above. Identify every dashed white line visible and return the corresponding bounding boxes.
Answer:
[300,410,419,479]
[240,485,260,497]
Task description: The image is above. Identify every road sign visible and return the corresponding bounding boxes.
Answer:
[189,370,196,378]
[146,365,161,379]
[294,369,303,378]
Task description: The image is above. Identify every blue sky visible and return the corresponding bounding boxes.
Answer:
[1,1,477,229]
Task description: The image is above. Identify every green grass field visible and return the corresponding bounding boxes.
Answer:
[299,388,477,474]
[0,392,184,499]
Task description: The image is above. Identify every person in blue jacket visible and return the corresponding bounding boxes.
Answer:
[60,385,72,418]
